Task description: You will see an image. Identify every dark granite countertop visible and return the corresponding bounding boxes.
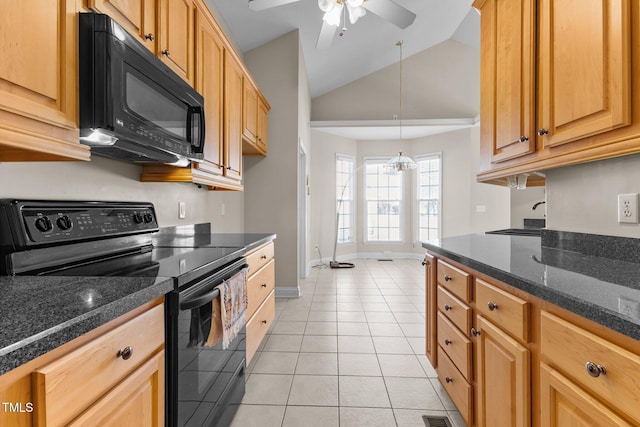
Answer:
[423,232,640,341]
[0,230,276,375]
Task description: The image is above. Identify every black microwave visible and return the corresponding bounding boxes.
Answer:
[79,13,205,166]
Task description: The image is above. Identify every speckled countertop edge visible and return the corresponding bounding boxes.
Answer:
[423,238,640,341]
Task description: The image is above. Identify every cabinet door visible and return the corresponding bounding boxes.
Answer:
[475,316,530,427]
[475,0,536,163]
[243,81,258,144]
[68,351,164,427]
[158,0,194,84]
[256,96,269,154]
[0,0,89,161]
[224,52,244,182]
[425,254,437,368]
[88,0,157,52]
[193,8,224,177]
[538,0,631,147]
[540,363,632,427]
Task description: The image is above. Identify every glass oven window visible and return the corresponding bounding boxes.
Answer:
[125,71,189,138]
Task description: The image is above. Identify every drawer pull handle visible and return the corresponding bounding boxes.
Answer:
[444,339,452,346]
[585,362,606,378]
[117,346,133,361]
[445,376,453,384]
[261,320,268,324]
[444,275,452,282]
[471,328,480,336]
[261,283,267,288]
[487,301,499,311]
[444,304,452,311]
[260,255,267,260]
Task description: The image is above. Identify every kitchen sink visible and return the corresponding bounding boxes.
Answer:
[485,228,542,236]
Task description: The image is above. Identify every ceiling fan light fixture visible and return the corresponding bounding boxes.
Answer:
[346,0,364,7]
[318,0,335,13]
[323,2,343,26]
[346,3,366,24]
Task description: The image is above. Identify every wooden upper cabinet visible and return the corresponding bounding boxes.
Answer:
[88,0,157,52]
[193,7,224,178]
[256,95,269,154]
[475,0,536,163]
[224,52,244,182]
[158,0,194,85]
[243,81,258,144]
[0,0,89,161]
[538,0,631,147]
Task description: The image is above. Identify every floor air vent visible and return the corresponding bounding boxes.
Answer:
[422,415,453,427]
[377,259,393,261]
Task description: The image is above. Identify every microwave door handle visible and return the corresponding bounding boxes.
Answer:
[188,106,205,154]
[180,286,220,311]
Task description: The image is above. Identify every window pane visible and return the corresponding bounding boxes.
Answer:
[416,156,441,242]
[336,156,355,244]
[364,159,402,242]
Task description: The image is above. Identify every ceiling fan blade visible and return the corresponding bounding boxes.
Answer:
[316,20,338,49]
[248,0,302,11]
[363,0,416,29]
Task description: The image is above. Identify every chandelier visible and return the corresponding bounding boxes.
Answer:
[386,40,417,174]
[318,0,367,27]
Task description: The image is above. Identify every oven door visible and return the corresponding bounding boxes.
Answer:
[166,259,247,427]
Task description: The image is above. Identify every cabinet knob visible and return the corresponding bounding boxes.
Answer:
[585,362,606,378]
[519,136,529,143]
[537,128,549,136]
[260,255,267,260]
[471,328,481,336]
[226,166,232,170]
[444,304,452,311]
[145,33,154,41]
[445,376,453,384]
[444,275,452,282]
[422,259,428,266]
[261,283,267,288]
[161,49,170,56]
[444,339,452,346]
[261,320,268,324]
[117,346,133,360]
[487,301,499,311]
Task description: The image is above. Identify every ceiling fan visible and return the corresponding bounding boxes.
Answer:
[248,0,416,49]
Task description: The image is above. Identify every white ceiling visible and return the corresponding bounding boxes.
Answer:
[311,118,479,140]
[207,0,477,98]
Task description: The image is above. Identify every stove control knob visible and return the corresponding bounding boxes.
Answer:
[132,213,143,224]
[143,212,154,223]
[56,215,73,231]
[35,216,53,232]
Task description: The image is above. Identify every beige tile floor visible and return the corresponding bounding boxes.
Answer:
[231,259,466,427]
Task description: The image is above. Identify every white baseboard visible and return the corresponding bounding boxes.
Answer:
[310,252,424,266]
[275,286,301,298]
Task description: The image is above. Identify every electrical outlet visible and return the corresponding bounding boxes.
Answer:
[178,202,186,219]
[617,194,638,223]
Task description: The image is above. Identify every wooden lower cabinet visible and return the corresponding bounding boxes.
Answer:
[424,254,437,368]
[246,291,275,364]
[0,299,164,427]
[475,316,530,427]
[429,254,640,427]
[540,363,632,427]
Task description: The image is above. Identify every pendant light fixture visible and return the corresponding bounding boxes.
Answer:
[385,40,417,174]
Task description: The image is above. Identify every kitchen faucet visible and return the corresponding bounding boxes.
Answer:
[532,201,546,210]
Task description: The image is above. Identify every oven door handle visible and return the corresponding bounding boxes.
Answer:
[180,286,220,311]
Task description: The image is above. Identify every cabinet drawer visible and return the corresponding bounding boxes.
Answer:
[437,260,471,302]
[437,312,472,381]
[247,259,275,319]
[437,346,473,427]
[540,311,640,425]
[33,304,164,426]
[247,290,275,365]
[437,285,472,335]
[246,241,274,275]
[475,278,529,342]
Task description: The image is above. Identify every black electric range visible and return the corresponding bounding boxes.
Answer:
[0,200,247,427]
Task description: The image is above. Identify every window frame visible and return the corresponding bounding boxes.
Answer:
[336,153,355,245]
[363,156,405,244]
[414,152,442,243]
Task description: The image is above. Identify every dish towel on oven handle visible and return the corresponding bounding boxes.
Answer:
[220,267,248,350]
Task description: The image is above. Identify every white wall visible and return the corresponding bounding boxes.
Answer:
[510,187,546,227]
[309,127,510,263]
[0,156,245,231]
[546,154,640,237]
